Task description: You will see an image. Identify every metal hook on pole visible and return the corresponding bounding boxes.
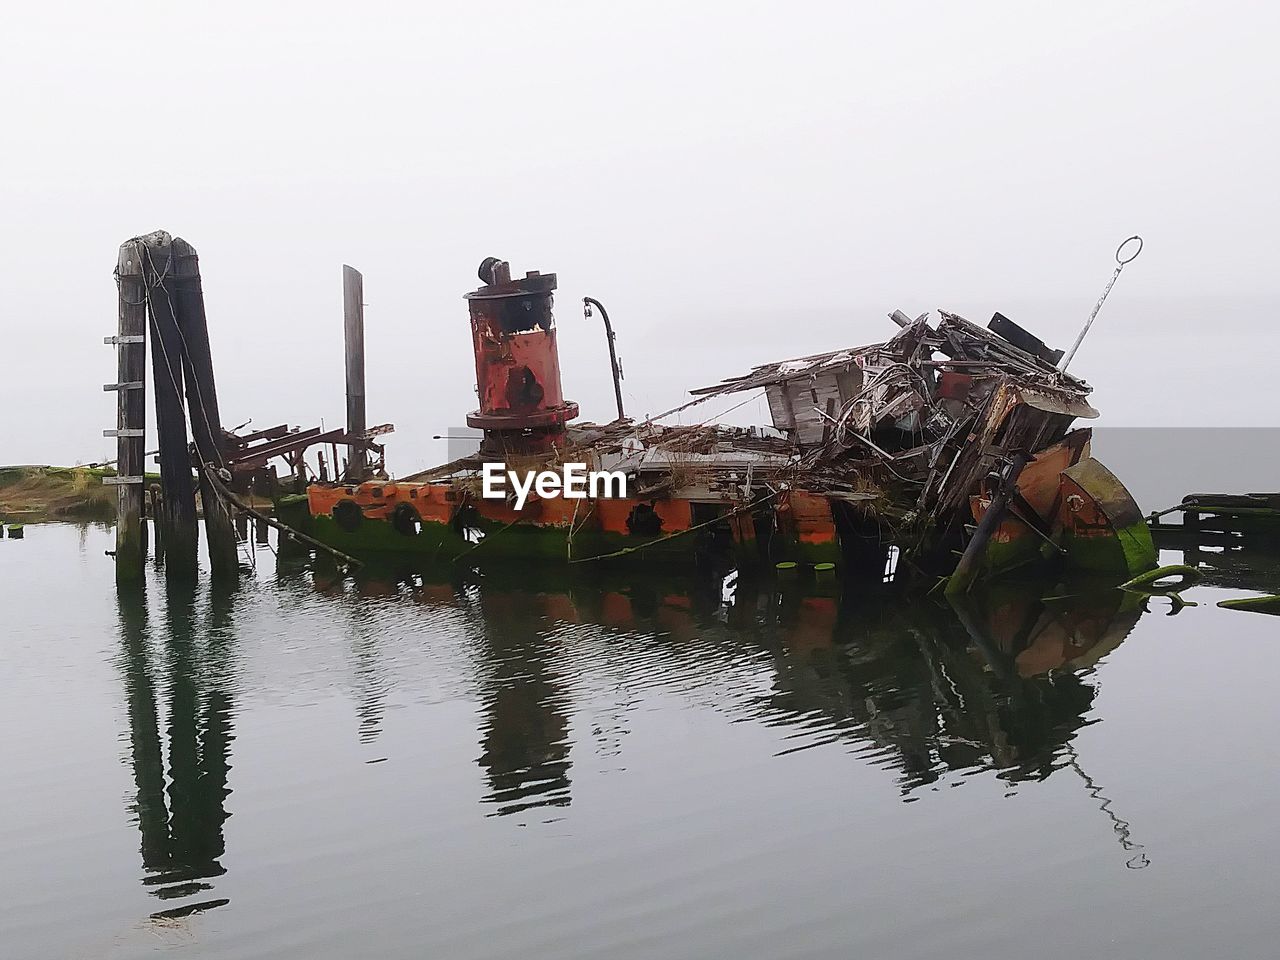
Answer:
[1058,235,1143,374]
[583,296,626,421]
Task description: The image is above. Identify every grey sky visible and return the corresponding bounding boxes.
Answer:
[3,1,1277,470]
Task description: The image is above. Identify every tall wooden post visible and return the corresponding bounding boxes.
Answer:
[343,265,367,481]
[170,236,239,580]
[140,231,199,578]
[109,241,148,580]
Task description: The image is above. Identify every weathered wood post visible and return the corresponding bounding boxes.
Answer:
[140,231,199,578]
[148,486,166,563]
[169,236,239,580]
[343,265,367,481]
[108,241,149,580]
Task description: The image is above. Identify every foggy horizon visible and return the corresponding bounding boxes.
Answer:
[4,1,1277,468]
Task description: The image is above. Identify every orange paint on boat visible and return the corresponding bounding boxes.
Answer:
[782,490,838,546]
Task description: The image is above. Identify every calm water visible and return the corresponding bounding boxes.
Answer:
[2,521,1278,960]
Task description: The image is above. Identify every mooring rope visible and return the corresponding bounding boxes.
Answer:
[567,491,778,564]
[201,465,363,568]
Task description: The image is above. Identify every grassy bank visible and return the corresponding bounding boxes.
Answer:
[0,466,120,523]
[0,466,274,524]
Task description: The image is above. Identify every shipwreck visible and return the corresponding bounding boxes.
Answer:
[106,233,1156,591]
[272,257,1157,591]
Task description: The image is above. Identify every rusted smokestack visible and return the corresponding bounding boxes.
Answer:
[465,258,577,454]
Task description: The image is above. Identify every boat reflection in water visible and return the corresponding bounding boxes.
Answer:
[113,553,1154,919]
[324,557,1148,809]
[473,585,575,816]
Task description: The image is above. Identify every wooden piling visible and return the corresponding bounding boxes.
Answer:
[149,486,166,564]
[139,231,199,577]
[111,241,149,580]
[169,236,239,580]
[343,265,367,481]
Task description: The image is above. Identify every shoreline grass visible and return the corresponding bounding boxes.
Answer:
[0,465,122,523]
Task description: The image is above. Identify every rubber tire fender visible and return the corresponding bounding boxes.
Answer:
[332,498,364,533]
[391,501,422,536]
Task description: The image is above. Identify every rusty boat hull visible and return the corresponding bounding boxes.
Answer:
[280,432,1154,584]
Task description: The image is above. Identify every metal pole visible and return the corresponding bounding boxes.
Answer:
[583,297,625,421]
[1058,236,1143,374]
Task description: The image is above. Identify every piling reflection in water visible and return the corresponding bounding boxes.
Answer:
[114,579,236,919]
